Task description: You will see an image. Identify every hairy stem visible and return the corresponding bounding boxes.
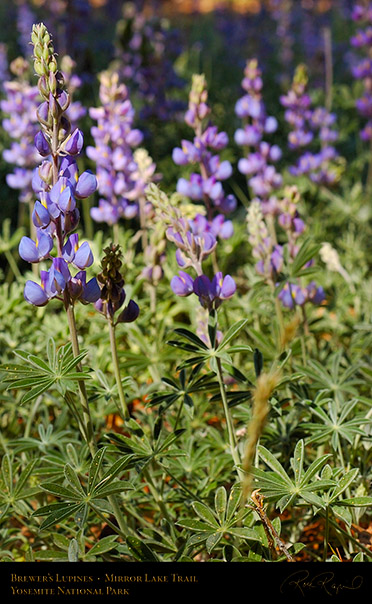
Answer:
[216,356,243,481]
[108,318,129,420]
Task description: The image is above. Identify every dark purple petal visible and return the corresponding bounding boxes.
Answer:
[34,131,51,157]
[82,277,101,303]
[117,299,140,323]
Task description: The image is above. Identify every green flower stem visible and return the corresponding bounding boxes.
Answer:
[108,317,129,420]
[216,356,244,481]
[66,303,96,459]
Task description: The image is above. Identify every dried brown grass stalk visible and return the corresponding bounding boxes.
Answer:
[241,370,281,502]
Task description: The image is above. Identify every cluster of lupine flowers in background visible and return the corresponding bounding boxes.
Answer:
[280,64,340,186]
[234,58,282,215]
[351,1,372,142]
[173,73,235,241]
[1,57,41,207]
[87,71,148,225]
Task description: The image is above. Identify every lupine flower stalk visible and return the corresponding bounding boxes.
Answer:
[18,23,100,461]
[173,73,236,257]
[280,64,340,186]
[234,58,283,217]
[350,2,372,186]
[1,57,41,226]
[87,71,152,240]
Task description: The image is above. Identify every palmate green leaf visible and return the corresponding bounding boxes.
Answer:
[228,527,262,542]
[68,538,80,562]
[13,459,38,498]
[97,454,134,487]
[35,503,84,530]
[206,532,223,553]
[172,328,209,350]
[300,454,333,487]
[64,464,85,496]
[251,467,291,492]
[226,484,243,520]
[94,482,133,498]
[299,491,326,510]
[155,429,186,454]
[192,502,219,528]
[20,380,56,405]
[216,319,249,351]
[290,237,321,277]
[167,340,202,353]
[14,350,52,373]
[176,356,206,370]
[40,482,83,500]
[176,518,212,532]
[88,448,106,493]
[214,487,227,524]
[1,454,12,492]
[292,440,305,486]
[337,496,372,507]
[332,505,353,527]
[329,469,360,503]
[87,535,119,557]
[257,445,292,485]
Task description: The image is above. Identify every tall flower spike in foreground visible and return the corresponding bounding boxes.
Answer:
[20,23,99,312]
[18,24,100,464]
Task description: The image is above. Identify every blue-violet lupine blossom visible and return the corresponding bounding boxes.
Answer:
[173,73,236,238]
[87,71,150,225]
[1,58,41,205]
[234,58,282,216]
[350,3,372,142]
[148,184,236,314]
[276,186,325,309]
[20,23,99,309]
[280,64,340,186]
